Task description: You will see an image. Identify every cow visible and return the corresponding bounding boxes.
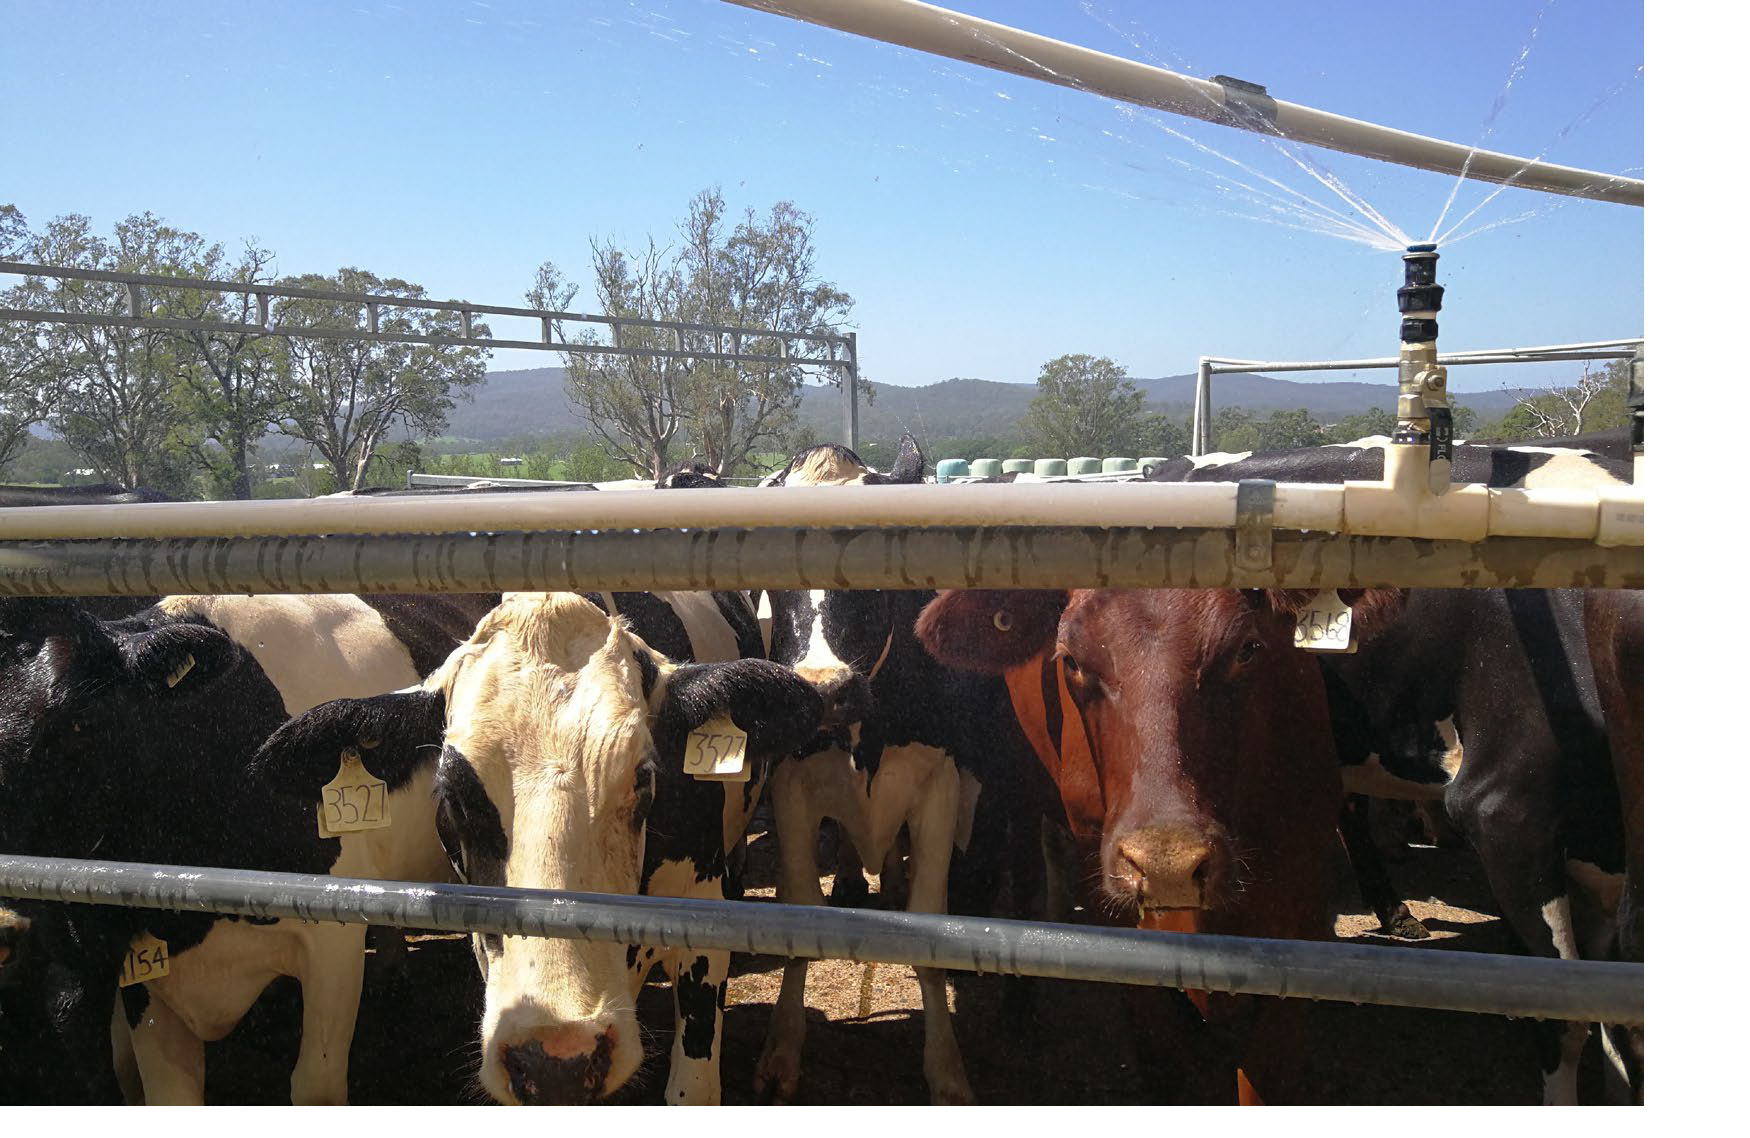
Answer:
[291,592,826,1104]
[0,591,498,1103]
[1584,588,1643,1101]
[750,436,1056,1105]
[917,586,1352,1103]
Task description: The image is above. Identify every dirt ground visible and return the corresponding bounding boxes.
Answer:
[195,808,1629,1107]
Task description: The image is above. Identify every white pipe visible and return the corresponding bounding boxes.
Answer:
[0,481,1643,546]
[727,0,1644,206]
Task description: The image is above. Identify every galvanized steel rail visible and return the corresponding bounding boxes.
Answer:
[0,528,1644,595]
[0,855,1643,1025]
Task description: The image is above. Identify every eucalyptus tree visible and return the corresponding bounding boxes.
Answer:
[1019,353,1153,457]
[530,188,855,479]
[269,268,489,491]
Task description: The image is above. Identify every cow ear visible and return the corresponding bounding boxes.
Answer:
[251,688,446,793]
[889,433,926,484]
[120,623,245,697]
[656,659,825,763]
[1263,588,1406,638]
[915,590,1068,675]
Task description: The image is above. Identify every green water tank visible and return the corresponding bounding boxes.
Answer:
[1001,459,1034,474]
[1034,458,1069,477]
[1067,457,1103,476]
[935,458,971,482]
[969,458,1005,479]
[1101,457,1138,474]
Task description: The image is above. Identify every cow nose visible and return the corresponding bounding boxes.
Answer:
[500,1024,617,1105]
[1113,826,1225,911]
[816,670,872,726]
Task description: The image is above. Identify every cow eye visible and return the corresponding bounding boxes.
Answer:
[1236,639,1263,665]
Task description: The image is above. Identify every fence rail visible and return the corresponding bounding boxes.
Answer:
[0,855,1643,1025]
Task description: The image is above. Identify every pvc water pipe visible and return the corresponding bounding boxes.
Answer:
[0,481,1644,547]
[727,0,1643,207]
[0,854,1642,1023]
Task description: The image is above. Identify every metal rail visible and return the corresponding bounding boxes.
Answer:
[1192,338,1643,455]
[0,855,1644,1025]
[727,0,1643,206]
[0,528,1644,595]
[0,259,862,447]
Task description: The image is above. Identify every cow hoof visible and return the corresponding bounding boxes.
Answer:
[1384,906,1431,940]
[753,1051,801,1104]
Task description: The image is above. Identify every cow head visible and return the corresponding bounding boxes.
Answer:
[0,598,285,981]
[918,588,1381,930]
[0,598,283,862]
[425,592,822,1105]
[761,437,924,730]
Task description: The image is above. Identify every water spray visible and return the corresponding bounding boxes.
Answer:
[1395,243,1453,495]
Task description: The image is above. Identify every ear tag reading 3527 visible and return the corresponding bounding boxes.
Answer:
[1293,590,1358,653]
[317,747,392,837]
[119,933,170,988]
[684,716,750,782]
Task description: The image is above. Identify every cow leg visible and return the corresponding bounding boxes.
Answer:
[1453,790,1589,1105]
[665,948,729,1105]
[129,990,206,1105]
[904,757,974,1106]
[1336,796,1429,940]
[111,995,144,1106]
[287,923,367,1106]
[754,763,826,1103]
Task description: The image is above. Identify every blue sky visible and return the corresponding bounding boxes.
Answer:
[3,1,1643,395]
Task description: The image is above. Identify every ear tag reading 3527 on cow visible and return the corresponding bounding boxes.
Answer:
[317,747,392,838]
[118,933,170,988]
[684,715,750,782]
[1293,590,1358,653]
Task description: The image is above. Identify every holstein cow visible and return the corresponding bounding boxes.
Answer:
[917,587,1350,1104]
[1144,439,1632,1104]
[302,592,825,1104]
[752,437,1053,1105]
[0,591,496,1103]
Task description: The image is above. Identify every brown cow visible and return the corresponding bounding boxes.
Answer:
[917,586,1370,1103]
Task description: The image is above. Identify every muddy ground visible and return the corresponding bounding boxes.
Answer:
[199,818,1614,1106]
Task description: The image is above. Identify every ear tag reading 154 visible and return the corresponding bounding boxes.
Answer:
[119,933,170,988]
[317,747,392,838]
[1293,590,1359,653]
[684,716,750,782]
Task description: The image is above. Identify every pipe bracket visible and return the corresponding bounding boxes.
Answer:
[1234,479,1276,571]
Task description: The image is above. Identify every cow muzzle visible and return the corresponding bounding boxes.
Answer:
[1109,824,1229,912]
[803,668,873,728]
[498,1022,623,1105]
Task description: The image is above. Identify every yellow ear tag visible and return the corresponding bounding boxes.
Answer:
[119,932,170,988]
[317,747,393,837]
[1293,590,1358,653]
[684,715,750,782]
[165,653,196,688]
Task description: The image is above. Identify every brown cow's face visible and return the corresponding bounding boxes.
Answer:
[1054,590,1318,916]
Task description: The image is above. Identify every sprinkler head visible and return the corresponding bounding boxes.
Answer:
[1398,244,1443,343]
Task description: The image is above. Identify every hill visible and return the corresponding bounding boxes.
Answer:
[442,365,1530,447]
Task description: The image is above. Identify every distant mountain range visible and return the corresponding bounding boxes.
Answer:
[441,366,1532,447]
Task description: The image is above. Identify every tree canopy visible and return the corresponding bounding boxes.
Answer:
[1019,353,1154,457]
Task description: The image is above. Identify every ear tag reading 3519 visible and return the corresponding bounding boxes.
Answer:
[317,747,392,837]
[1293,590,1358,653]
[684,716,750,782]
[119,933,170,988]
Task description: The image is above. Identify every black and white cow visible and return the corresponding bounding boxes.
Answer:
[297,592,824,1104]
[751,437,1053,1105]
[1147,439,1634,1104]
[0,591,497,1103]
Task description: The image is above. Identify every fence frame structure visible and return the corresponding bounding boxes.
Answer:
[1191,339,1644,456]
[0,258,864,449]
